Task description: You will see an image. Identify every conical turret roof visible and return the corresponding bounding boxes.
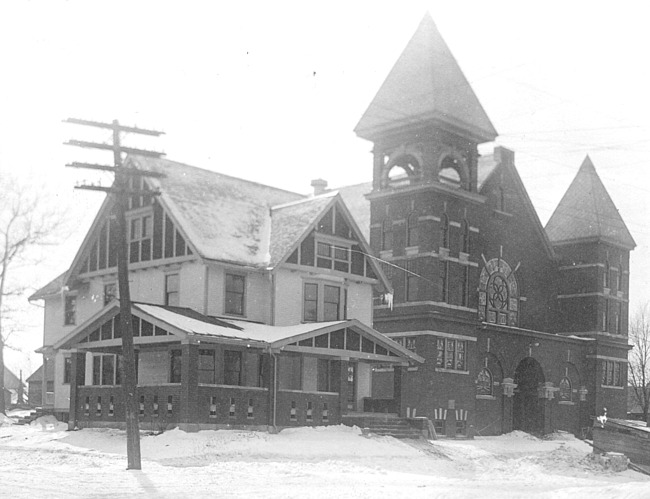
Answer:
[354,14,497,143]
[545,156,635,249]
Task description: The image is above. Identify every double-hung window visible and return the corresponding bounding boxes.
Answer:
[304,282,344,322]
[224,350,242,386]
[198,349,216,384]
[64,295,77,325]
[225,274,246,316]
[165,274,180,306]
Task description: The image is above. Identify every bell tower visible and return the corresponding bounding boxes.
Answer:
[355,14,497,195]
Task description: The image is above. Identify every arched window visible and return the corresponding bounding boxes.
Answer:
[439,155,462,188]
[385,155,420,188]
[461,266,470,307]
[407,212,419,247]
[478,258,519,326]
[460,219,470,254]
[604,260,610,289]
[476,368,493,396]
[559,376,572,402]
[382,219,393,252]
[440,214,449,249]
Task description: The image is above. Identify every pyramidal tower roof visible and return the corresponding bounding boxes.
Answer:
[545,156,635,249]
[354,13,498,143]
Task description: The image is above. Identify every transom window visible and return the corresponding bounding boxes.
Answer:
[436,338,467,371]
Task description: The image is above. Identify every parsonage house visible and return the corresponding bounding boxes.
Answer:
[31,14,635,437]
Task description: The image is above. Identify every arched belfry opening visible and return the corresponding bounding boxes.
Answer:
[513,357,545,434]
[438,154,468,189]
[383,154,421,188]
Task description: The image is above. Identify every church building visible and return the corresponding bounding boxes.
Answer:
[345,14,635,436]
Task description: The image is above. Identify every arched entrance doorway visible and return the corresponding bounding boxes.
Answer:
[513,357,545,434]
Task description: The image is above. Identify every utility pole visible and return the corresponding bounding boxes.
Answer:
[64,118,165,470]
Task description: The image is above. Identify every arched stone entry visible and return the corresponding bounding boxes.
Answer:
[513,357,545,434]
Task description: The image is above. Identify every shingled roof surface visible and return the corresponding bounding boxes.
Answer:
[29,271,67,301]
[354,14,497,142]
[270,194,336,266]
[130,156,305,267]
[545,156,635,249]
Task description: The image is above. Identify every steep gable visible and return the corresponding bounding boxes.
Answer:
[545,156,635,249]
[130,156,304,266]
[355,13,497,143]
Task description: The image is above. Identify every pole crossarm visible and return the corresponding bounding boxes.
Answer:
[74,185,162,196]
[66,162,165,178]
[64,117,165,136]
[64,140,165,158]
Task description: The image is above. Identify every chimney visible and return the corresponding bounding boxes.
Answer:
[311,178,328,196]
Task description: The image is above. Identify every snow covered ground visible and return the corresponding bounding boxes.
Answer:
[1,411,649,498]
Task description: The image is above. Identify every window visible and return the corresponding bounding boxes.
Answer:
[382,219,393,251]
[440,262,449,303]
[165,274,180,306]
[198,349,216,384]
[64,295,77,325]
[92,354,120,386]
[407,212,419,247]
[436,338,467,371]
[225,274,245,316]
[63,357,72,384]
[406,261,418,302]
[601,360,624,387]
[461,267,470,307]
[604,260,610,289]
[440,214,449,249]
[304,283,318,322]
[602,301,609,332]
[618,255,624,292]
[476,368,492,396]
[170,349,182,383]
[129,213,153,263]
[304,283,343,322]
[317,358,332,392]
[461,220,470,254]
[224,350,242,386]
[104,283,117,306]
[316,242,350,272]
[559,377,572,402]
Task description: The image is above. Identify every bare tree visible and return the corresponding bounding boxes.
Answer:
[0,176,64,414]
[628,303,650,424]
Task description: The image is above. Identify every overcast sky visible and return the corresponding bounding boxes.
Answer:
[1,1,649,376]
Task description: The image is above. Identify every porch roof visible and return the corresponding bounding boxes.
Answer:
[54,301,423,364]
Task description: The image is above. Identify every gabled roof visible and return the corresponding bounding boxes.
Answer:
[130,156,304,267]
[354,13,497,143]
[545,156,636,249]
[53,301,423,364]
[29,271,68,301]
[270,193,337,266]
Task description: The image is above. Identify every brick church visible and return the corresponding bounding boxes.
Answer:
[342,14,635,437]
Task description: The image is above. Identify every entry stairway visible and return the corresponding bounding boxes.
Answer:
[342,413,428,439]
[14,408,48,425]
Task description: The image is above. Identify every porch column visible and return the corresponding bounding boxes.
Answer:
[179,341,199,431]
[41,353,49,408]
[337,359,350,417]
[68,350,86,430]
[266,351,277,430]
[393,365,403,417]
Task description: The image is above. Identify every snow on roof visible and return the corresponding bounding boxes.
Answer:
[269,194,335,266]
[129,156,306,267]
[135,303,347,345]
[29,271,67,301]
